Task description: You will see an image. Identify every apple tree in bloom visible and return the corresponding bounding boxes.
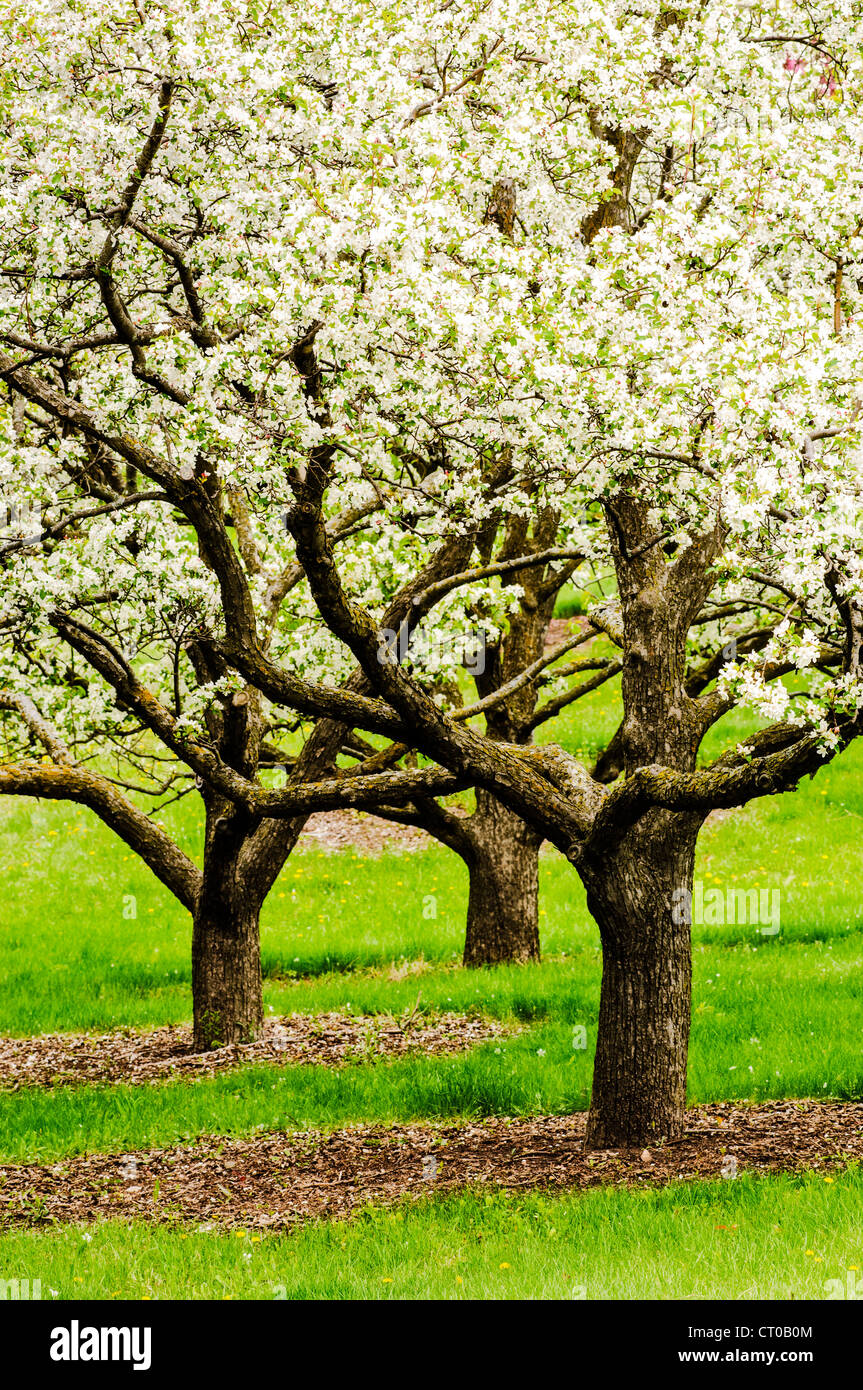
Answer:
[2,0,863,1144]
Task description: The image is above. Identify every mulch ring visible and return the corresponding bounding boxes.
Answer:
[0,1011,508,1090]
[2,1102,862,1231]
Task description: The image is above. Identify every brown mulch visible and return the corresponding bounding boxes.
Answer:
[544,615,579,649]
[0,1012,507,1091]
[297,809,433,854]
[2,1102,861,1231]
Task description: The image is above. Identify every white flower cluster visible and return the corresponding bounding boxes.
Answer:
[0,0,862,769]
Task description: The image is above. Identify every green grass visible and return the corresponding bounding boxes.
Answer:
[1,732,863,1160]
[2,1169,860,1300]
[2,674,863,1296]
[3,646,858,1035]
[0,1032,585,1162]
[3,926,862,1162]
[2,740,862,1031]
[552,581,591,618]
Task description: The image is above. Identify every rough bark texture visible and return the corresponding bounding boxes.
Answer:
[192,896,263,1051]
[192,802,264,1050]
[581,810,700,1147]
[463,790,542,966]
[577,493,717,1147]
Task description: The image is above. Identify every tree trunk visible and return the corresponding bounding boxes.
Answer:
[192,896,263,1050]
[580,810,700,1148]
[463,790,542,966]
[191,803,264,1050]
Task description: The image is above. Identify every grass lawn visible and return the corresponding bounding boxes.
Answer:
[1,671,862,1297]
[1,1170,860,1300]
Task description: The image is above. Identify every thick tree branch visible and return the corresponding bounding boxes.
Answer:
[284,475,594,855]
[0,760,201,911]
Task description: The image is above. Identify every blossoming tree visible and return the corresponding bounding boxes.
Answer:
[2,0,863,1144]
